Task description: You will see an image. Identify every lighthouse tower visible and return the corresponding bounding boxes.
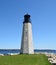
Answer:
[20,14,34,54]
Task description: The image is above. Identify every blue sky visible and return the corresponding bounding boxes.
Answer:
[0,0,56,49]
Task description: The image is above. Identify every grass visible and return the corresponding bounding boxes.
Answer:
[0,54,52,65]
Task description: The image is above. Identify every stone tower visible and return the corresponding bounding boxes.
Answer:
[20,14,34,54]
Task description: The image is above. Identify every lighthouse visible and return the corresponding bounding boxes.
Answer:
[20,14,34,54]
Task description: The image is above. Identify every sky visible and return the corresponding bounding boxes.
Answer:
[0,0,56,49]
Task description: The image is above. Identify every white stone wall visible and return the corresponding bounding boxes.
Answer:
[20,22,34,54]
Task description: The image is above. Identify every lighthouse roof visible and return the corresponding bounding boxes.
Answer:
[24,14,30,18]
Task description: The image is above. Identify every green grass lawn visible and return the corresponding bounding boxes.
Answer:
[0,54,52,65]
